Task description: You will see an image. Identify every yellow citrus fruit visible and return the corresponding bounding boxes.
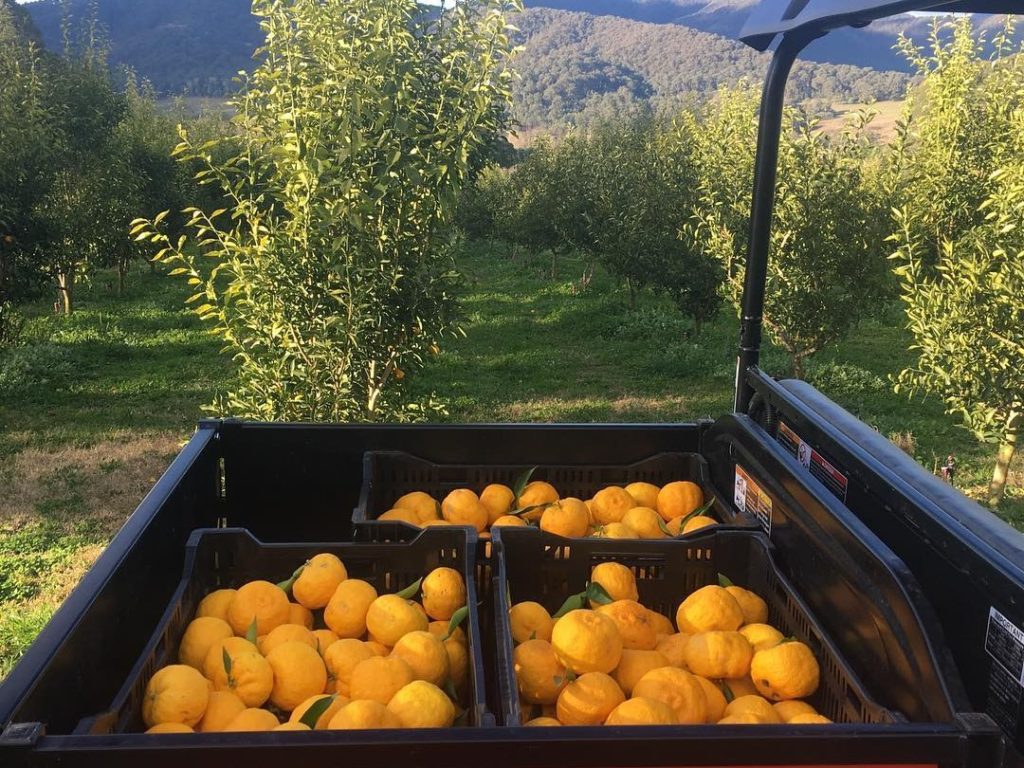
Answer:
[436,629,469,692]
[647,610,675,638]
[739,623,783,652]
[480,483,515,525]
[514,639,568,704]
[421,519,451,528]
[683,631,754,679]
[364,640,389,656]
[625,482,660,510]
[441,488,488,532]
[421,567,466,621]
[394,491,440,523]
[675,585,743,633]
[197,690,246,733]
[387,680,457,728]
[391,630,450,686]
[202,636,261,678]
[142,665,211,728]
[428,620,467,646]
[324,579,378,638]
[227,580,290,637]
[656,633,691,668]
[597,600,658,650]
[665,517,687,536]
[223,708,280,732]
[723,694,783,723]
[540,498,591,538]
[750,641,820,700]
[517,480,559,512]
[773,700,818,722]
[491,515,527,528]
[725,586,769,625]
[329,699,403,729]
[682,515,717,534]
[312,629,340,655]
[694,675,728,723]
[349,655,415,705]
[196,589,236,623]
[789,713,832,724]
[274,722,311,731]
[145,722,193,734]
[718,712,770,724]
[292,553,348,610]
[590,563,639,604]
[289,603,314,630]
[621,507,666,539]
[265,641,329,712]
[656,481,704,521]
[209,648,273,708]
[524,716,562,726]
[509,601,554,644]
[259,623,316,656]
[323,638,376,697]
[379,508,422,526]
[611,649,670,696]
[551,609,623,674]
[594,522,639,539]
[178,617,233,670]
[555,671,625,725]
[605,696,678,726]
[365,594,429,646]
[722,676,759,699]
[591,486,635,525]
[631,666,707,724]
[289,693,349,729]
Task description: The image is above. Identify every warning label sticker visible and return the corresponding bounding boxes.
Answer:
[734,465,772,536]
[777,422,849,503]
[986,607,1024,686]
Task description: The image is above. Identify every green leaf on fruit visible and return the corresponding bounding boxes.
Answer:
[299,694,336,729]
[512,466,538,503]
[552,591,585,618]
[396,577,423,600]
[277,562,307,594]
[717,573,735,588]
[222,648,233,676]
[680,499,715,525]
[585,581,614,606]
[245,618,259,645]
[444,605,469,640]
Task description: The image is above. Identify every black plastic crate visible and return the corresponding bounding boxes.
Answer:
[74,526,491,734]
[354,450,746,530]
[490,525,896,728]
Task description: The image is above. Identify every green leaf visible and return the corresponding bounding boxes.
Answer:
[717,573,735,588]
[245,618,258,645]
[657,516,674,536]
[585,581,614,606]
[444,605,469,640]
[443,678,459,702]
[510,504,545,518]
[276,562,306,594]
[299,694,336,729]
[552,591,586,618]
[396,577,423,600]
[222,647,233,677]
[680,499,715,525]
[511,466,538,502]
[718,681,734,703]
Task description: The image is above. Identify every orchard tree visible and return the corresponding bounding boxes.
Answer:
[890,18,1024,505]
[136,0,520,422]
[689,86,891,377]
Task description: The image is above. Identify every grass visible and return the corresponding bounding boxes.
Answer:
[0,243,1020,678]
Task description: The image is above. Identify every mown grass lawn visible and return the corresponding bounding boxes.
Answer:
[0,241,1020,677]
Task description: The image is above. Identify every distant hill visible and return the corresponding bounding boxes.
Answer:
[21,0,910,129]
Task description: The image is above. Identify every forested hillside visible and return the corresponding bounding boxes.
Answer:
[23,0,909,129]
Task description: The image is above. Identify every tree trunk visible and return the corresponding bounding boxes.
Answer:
[987,411,1020,507]
[791,353,805,380]
[118,258,128,296]
[57,270,74,315]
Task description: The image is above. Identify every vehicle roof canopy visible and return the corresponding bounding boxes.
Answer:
[739,0,1024,50]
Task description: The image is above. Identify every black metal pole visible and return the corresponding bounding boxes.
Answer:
[734,33,815,414]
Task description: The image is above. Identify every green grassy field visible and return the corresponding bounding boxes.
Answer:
[0,241,1020,677]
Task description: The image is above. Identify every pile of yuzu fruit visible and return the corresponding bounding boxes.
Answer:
[510,563,828,727]
[378,478,717,539]
[141,555,470,733]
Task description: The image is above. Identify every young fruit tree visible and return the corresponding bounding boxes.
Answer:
[890,18,1024,506]
[136,0,520,421]
[688,87,892,378]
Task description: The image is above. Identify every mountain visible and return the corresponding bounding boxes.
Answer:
[526,0,1016,73]
[20,0,910,129]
